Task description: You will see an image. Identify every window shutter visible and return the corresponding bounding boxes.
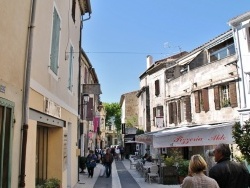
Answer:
[177,100,181,123]
[155,80,160,96]
[159,106,163,116]
[173,102,177,125]
[168,103,173,124]
[153,107,156,118]
[68,45,73,91]
[194,91,200,113]
[153,107,156,126]
[184,96,192,123]
[50,8,60,75]
[214,86,221,110]
[202,88,209,112]
[229,82,238,107]
[86,98,93,121]
[71,0,76,23]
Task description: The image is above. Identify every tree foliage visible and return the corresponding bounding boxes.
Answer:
[232,119,250,163]
[103,102,121,132]
[126,115,138,128]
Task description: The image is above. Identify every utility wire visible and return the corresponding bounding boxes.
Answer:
[85,51,169,55]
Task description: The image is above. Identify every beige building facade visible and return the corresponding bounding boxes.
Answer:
[0,0,92,187]
[0,1,32,187]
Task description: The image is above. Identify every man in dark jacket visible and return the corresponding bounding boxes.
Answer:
[102,148,114,178]
[209,143,250,188]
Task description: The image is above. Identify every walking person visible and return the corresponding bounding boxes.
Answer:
[209,143,250,188]
[102,148,114,178]
[115,146,120,161]
[181,154,219,188]
[86,150,97,178]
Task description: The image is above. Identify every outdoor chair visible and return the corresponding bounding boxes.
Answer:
[147,165,159,184]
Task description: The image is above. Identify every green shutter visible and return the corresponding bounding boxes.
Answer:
[50,8,61,75]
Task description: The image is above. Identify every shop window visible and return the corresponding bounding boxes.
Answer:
[0,98,14,188]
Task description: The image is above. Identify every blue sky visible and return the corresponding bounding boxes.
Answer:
[82,1,250,103]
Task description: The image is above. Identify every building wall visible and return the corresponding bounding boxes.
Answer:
[27,0,82,187]
[148,67,166,132]
[0,1,31,187]
[167,54,239,125]
[229,13,250,124]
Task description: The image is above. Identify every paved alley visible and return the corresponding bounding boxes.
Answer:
[74,159,180,188]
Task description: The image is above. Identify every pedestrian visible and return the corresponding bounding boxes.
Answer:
[181,154,219,188]
[209,143,250,188]
[120,146,124,160]
[115,146,120,161]
[102,148,114,178]
[86,150,97,178]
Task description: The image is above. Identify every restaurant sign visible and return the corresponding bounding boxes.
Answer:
[153,123,234,148]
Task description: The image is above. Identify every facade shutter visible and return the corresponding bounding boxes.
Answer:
[86,97,93,121]
[194,91,200,113]
[229,82,238,108]
[50,8,60,75]
[214,85,221,110]
[153,107,156,126]
[146,106,151,132]
[155,80,160,96]
[177,100,181,123]
[202,88,209,112]
[173,102,177,125]
[184,96,192,123]
[168,103,173,124]
[159,106,163,116]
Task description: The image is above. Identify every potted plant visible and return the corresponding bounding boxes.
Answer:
[79,156,87,173]
[162,156,179,185]
[177,159,189,184]
[44,178,60,188]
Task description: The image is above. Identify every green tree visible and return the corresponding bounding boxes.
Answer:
[232,119,250,163]
[103,102,121,132]
[126,115,138,128]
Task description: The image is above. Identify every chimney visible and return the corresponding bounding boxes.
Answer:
[146,55,153,69]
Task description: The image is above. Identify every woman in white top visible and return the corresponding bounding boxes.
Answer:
[181,154,219,188]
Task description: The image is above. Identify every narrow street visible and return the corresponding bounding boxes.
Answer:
[74,159,180,188]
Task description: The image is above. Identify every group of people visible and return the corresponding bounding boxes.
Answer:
[181,143,250,188]
[86,147,116,178]
[110,145,125,161]
[86,143,250,187]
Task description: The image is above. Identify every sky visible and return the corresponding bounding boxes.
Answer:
[82,1,250,103]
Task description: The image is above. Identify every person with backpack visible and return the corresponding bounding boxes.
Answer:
[86,150,97,178]
[102,148,114,178]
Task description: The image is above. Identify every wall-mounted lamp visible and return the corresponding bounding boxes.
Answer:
[193,82,197,87]
[83,93,89,104]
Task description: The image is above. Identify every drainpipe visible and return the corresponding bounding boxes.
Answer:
[19,0,37,187]
[77,12,91,182]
